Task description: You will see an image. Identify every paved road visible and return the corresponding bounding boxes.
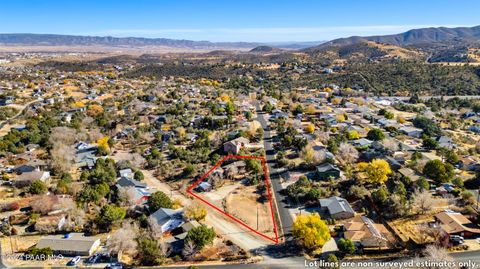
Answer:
[255,104,294,240]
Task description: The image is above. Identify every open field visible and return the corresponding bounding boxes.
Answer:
[225,185,275,237]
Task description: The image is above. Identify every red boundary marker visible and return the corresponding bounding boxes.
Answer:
[186,154,279,244]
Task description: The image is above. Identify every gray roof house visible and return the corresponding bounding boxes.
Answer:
[149,208,185,235]
[319,196,355,220]
[36,233,100,256]
[399,126,423,138]
[116,176,147,189]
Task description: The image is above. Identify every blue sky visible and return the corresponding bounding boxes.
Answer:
[0,0,479,42]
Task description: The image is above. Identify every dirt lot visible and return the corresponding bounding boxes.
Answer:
[224,185,275,237]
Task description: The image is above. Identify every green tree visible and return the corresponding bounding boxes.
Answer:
[325,254,340,269]
[96,204,126,231]
[137,237,165,265]
[422,137,439,150]
[185,225,216,250]
[372,186,389,205]
[225,102,235,116]
[29,180,47,194]
[366,128,385,141]
[338,238,356,254]
[413,116,441,136]
[262,102,274,113]
[415,177,430,191]
[134,170,144,181]
[148,191,173,212]
[423,160,454,183]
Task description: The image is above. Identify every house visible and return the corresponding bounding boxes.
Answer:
[196,181,212,192]
[398,167,420,182]
[119,168,135,179]
[458,156,480,171]
[36,233,101,256]
[434,210,480,238]
[351,138,373,148]
[15,170,50,187]
[116,176,147,189]
[35,215,66,233]
[344,215,393,249]
[435,183,455,196]
[223,137,250,154]
[315,163,341,180]
[399,126,423,138]
[319,196,355,220]
[436,136,455,149]
[223,160,247,175]
[0,96,14,106]
[163,220,201,253]
[124,187,150,205]
[149,208,185,235]
[14,159,48,174]
[75,142,98,169]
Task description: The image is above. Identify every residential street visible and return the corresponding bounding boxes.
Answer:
[255,104,295,240]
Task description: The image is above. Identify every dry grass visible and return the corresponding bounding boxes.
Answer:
[224,185,275,236]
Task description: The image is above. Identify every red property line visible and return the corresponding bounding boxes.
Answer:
[186,154,279,244]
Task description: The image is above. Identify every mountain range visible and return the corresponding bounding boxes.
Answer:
[1,25,480,63]
[0,33,321,50]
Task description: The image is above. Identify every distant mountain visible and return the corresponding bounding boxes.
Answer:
[0,33,322,50]
[310,25,480,48]
[249,46,282,53]
[0,33,263,49]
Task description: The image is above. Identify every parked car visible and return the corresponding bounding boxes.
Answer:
[67,256,81,266]
[105,262,123,269]
[86,253,101,264]
[450,235,464,245]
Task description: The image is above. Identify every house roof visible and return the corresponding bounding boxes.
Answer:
[316,163,340,173]
[149,208,184,232]
[319,196,355,215]
[36,233,99,253]
[225,137,249,146]
[344,215,388,242]
[117,176,146,188]
[435,210,480,234]
[17,171,50,182]
[352,138,373,147]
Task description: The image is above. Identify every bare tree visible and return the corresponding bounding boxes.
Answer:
[107,221,139,257]
[383,139,399,152]
[182,240,197,261]
[422,244,454,269]
[51,143,75,174]
[336,143,359,167]
[300,143,326,167]
[412,189,434,215]
[49,127,77,146]
[30,195,58,215]
[49,127,77,174]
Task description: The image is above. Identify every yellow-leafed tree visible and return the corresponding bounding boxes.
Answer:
[97,136,110,155]
[292,214,331,249]
[306,104,316,114]
[219,94,231,102]
[364,159,392,185]
[305,123,315,134]
[87,104,104,117]
[347,130,360,140]
[184,202,208,221]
